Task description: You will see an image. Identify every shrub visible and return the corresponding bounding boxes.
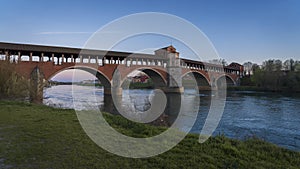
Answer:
[0,60,29,100]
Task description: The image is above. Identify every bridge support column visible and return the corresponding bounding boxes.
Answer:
[51,54,54,63]
[198,86,212,91]
[41,53,44,62]
[18,52,21,62]
[102,87,122,114]
[160,87,184,93]
[164,93,182,125]
[4,51,9,61]
[101,94,122,114]
[102,57,106,65]
[29,52,33,62]
[80,55,83,63]
[103,87,123,95]
[30,66,45,104]
[61,54,65,64]
[105,68,123,96]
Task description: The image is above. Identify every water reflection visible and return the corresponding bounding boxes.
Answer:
[101,89,198,127]
[44,85,300,151]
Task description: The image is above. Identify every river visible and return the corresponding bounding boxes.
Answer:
[43,85,300,151]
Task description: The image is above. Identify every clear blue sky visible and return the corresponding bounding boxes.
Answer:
[1,0,300,65]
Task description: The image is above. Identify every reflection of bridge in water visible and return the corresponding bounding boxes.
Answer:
[0,42,243,103]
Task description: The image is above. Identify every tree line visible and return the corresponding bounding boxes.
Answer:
[241,59,300,92]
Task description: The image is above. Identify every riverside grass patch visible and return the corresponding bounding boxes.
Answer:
[0,101,299,169]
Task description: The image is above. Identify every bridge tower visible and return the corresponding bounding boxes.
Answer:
[155,46,183,93]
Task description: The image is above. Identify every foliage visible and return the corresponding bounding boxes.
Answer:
[0,101,300,168]
[262,59,282,72]
[209,58,227,66]
[243,61,253,75]
[0,61,29,99]
[240,76,255,86]
[241,59,300,92]
[122,79,154,89]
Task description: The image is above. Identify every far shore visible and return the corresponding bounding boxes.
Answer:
[228,86,300,93]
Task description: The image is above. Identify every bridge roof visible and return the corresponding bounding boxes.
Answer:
[0,42,241,70]
[181,58,240,70]
[0,42,155,59]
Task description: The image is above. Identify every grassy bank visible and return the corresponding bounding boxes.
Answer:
[0,101,299,168]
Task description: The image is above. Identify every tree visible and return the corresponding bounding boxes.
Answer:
[283,59,295,71]
[243,62,253,75]
[0,60,29,100]
[263,60,274,71]
[209,59,227,66]
[251,59,300,92]
[252,64,260,73]
[262,59,282,72]
[274,60,282,71]
[295,61,300,72]
[251,68,263,87]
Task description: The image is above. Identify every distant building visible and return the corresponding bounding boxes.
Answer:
[131,75,149,83]
[80,79,99,84]
[228,62,244,76]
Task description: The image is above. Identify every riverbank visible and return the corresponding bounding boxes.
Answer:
[0,101,299,168]
[228,86,300,93]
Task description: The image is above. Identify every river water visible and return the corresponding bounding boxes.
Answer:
[44,85,300,151]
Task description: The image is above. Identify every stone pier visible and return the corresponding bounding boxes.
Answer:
[30,66,45,103]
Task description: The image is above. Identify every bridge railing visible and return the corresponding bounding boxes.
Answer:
[179,60,240,75]
[0,47,240,75]
[0,52,240,75]
[0,52,169,68]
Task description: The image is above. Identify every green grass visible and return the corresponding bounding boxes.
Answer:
[0,101,299,168]
[128,82,154,89]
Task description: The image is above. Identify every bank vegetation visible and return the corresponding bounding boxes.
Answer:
[0,101,299,168]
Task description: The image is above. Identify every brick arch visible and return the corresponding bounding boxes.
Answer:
[181,70,211,86]
[215,74,236,89]
[48,65,112,88]
[114,66,168,88]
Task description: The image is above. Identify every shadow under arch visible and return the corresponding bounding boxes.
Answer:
[120,67,167,88]
[48,66,117,114]
[181,71,211,91]
[216,75,235,89]
[48,66,111,88]
[115,66,184,126]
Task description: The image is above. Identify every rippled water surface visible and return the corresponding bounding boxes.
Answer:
[44,85,300,151]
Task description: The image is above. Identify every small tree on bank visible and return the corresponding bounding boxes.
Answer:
[0,60,29,100]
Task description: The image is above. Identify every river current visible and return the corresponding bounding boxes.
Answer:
[44,85,300,151]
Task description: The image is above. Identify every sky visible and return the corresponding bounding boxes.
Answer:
[1,0,300,81]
